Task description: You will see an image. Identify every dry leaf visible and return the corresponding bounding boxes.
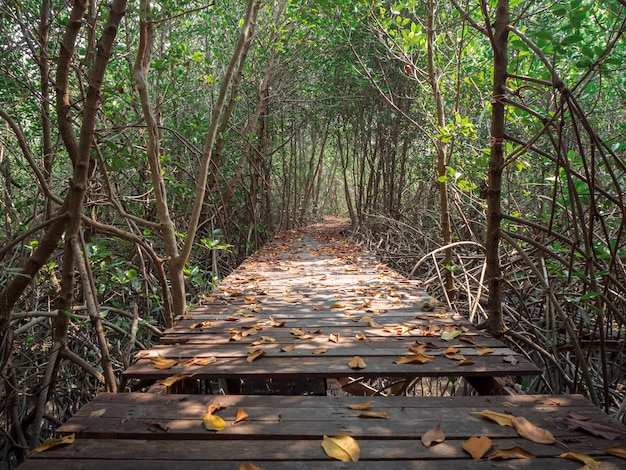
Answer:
[247,349,265,363]
[290,328,305,336]
[149,354,178,370]
[511,416,555,444]
[355,334,366,341]
[358,411,390,419]
[463,436,493,460]
[564,412,625,440]
[190,320,213,329]
[329,333,340,343]
[459,357,475,365]
[421,423,445,448]
[460,336,476,344]
[269,317,285,327]
[441,329,462,341]
[472,410,515,427]
[280,344,296,352]
[348,356,366,369]
[235,408,249,424]
[476,347,494,355]
[312,348,327,355]
[347,402,372,411]
[488,446,535,460]
[409,344,427,354]
[321,434,360,462]
[146,421,169,432]
[260,336,276,342]
[559,451,599,465]
[330,303,347,309]
[159,373,196,387]
[203,410,226,431]
[240,463,265,470]
[29,434,76,455]
[606,446,626,459]
[182,356,217,367]
[394,353,434,364]
[89,409,106,418]
[503,355,519,365]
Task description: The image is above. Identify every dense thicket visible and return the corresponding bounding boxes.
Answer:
[1,0,626,465]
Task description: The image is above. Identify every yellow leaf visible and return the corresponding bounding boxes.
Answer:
[559,452,599,464]
[421,423,445,448]
[241,328,257,337]
[159,373,196,387]
[281,344,296,352]
[269,317,285,327]
[247,349,265,362]
[441,329,462,341]
[89,409,107,418]
[358,411,390,419]
[476,347,494,355]
[203,411,226,431]
[321,434,360,462]
[29,434,76,455]
[312,348,327,355]
[472,410,515,427]
[394,353,434,364]
[328,333,340,343]
[348,356,366,369]
[182,356,217,367]
[488,446,535,460]
[511,416,555,444]
[261,336,276,342]
[606,446,626,460]
[149,354,178,370]
[235,408,249,423]
[355,334,366,340]
[240,463,265,470]
[347,402,372,411]
[462,436,493,460]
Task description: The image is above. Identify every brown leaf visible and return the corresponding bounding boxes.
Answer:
[511,416,555,444]
[606,446,626,460]
[235,408,249,424]
[476,347,494,355]
[159,373,197,387]
[421,423,445,448]
[459,357,475,365]
[471,410,515,427]
[394,353,434,364]
[462,436,493,460]
[182,356,217,367]
[146,421,170,432]
[329,333,340,343]
[149,354,178,370]
[347,402,372,411]
[28,434,75,456]
[89,409,107,418]
[280,344,296,352]
[260,335,276,342]
[313,305,326,310]
[408,344,427,354]
[459,335,476,344]
[321,434,360,462]
[355,334,366,341]
[240,463,265,470]
[559,451,599,465]
[312,348,327,355]
[329,303,347,309]
[348,356,366,369]
[268,317,285,327]
[290,328,305,336]
[564,412,625,440]
[488,446,535,460]
[247,349,265,363]
[358,411,390,419]
[190,320,213,329]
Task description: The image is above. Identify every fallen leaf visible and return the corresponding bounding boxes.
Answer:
[247,349,265,363]
[269,317,285,327]
[203,407,226,431]
[476,347,494,355]
[559,451,599,465]
[409,344,427,354]
[149,354,178,370]
[240,463,265,470]
[443,346,465,361]
[355,334,366,341]
[358,411,390,419]
[463,436,493,459]
[330,303,347,309]
[190,320,213,329]
[260,336,276,342]
[29,434,76,455]
[511,416,555,444]
[229,334,242,341]
[313,305,326,310]
[146,421,169,432]
[472,410,515,427]
[459,357,475,365]
[503,355,519,365]
[460,336,476,345]
[312,348,327,355]
[290,328,305,336]
[235,408,249,423]
[564,413,625,440]
[159,373,197,387]
[321,434,360,462]
[348,356,366,369]
[329,333,340,343]
[226,316,239,321]
[606,446,626,459]
[488,446,535,460]
[89,409,106,418]
[394,353,434,364]
[182,356,217,367]
[441,329,462,341]
[347,402,372,411]
[421,423,445,448]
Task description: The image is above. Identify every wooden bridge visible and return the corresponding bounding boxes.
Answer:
[22,220,626,468]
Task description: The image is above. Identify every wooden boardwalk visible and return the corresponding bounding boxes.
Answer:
[22,220,626,468]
